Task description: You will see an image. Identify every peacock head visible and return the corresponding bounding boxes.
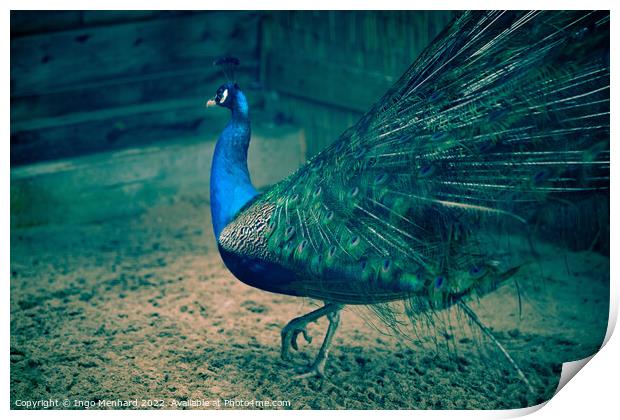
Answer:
[206,82,241,110]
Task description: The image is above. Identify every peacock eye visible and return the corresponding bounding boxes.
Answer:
[220,89,228,103]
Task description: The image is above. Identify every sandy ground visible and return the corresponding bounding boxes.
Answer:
[10,194,609,410]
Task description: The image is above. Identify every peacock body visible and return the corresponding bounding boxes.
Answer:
[207,11,609,380]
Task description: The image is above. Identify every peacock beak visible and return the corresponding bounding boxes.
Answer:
[206,98,217,107]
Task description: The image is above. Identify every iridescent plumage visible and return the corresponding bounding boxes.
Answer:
[209,11,610,380]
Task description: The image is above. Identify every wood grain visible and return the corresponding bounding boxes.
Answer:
[11,11,262,166]
[260,11,457,159]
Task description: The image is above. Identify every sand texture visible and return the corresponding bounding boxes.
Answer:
[10,194,609,410]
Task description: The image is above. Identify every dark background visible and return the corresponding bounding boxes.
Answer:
[10,10,456,165]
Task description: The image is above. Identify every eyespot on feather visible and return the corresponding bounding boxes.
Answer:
[284,225,296,241]
[294,239,309,261]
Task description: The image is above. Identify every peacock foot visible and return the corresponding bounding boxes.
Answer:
[293,356,328,379]
[280,304,342,378]
[280,320,313,362]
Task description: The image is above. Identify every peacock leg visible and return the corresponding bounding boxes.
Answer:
[280,303,343,366]
[294,307,342,379]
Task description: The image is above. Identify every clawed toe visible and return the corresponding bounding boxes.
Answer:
[281,323,313,361]
[294,363,326,379]
[290,327,312,351]
[280,303,343,376]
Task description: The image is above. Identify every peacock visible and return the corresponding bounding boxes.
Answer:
[205,11,609,383]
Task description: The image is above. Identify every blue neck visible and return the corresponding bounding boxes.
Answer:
[210,91,258,239]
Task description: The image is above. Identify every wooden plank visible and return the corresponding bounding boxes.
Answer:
[10,11,83,36]
[265,51,391,113]
[261,11,455,81]
[80,11,188,26]
[10,11,194,36]
[11,11,259,96]
[10,64,258,123]
[264,92,360,159]
[260,10,457,160]
[10,99,237,166]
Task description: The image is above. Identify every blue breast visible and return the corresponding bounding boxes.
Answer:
[218,245,305,297]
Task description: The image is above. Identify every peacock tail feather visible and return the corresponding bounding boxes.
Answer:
[218,10,609,325]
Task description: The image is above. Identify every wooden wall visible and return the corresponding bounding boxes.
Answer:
[260,11,458,158]
[11,11,457,166]
[10,11,261,165]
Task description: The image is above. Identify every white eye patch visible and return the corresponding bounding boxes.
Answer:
[219,89,228,103]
